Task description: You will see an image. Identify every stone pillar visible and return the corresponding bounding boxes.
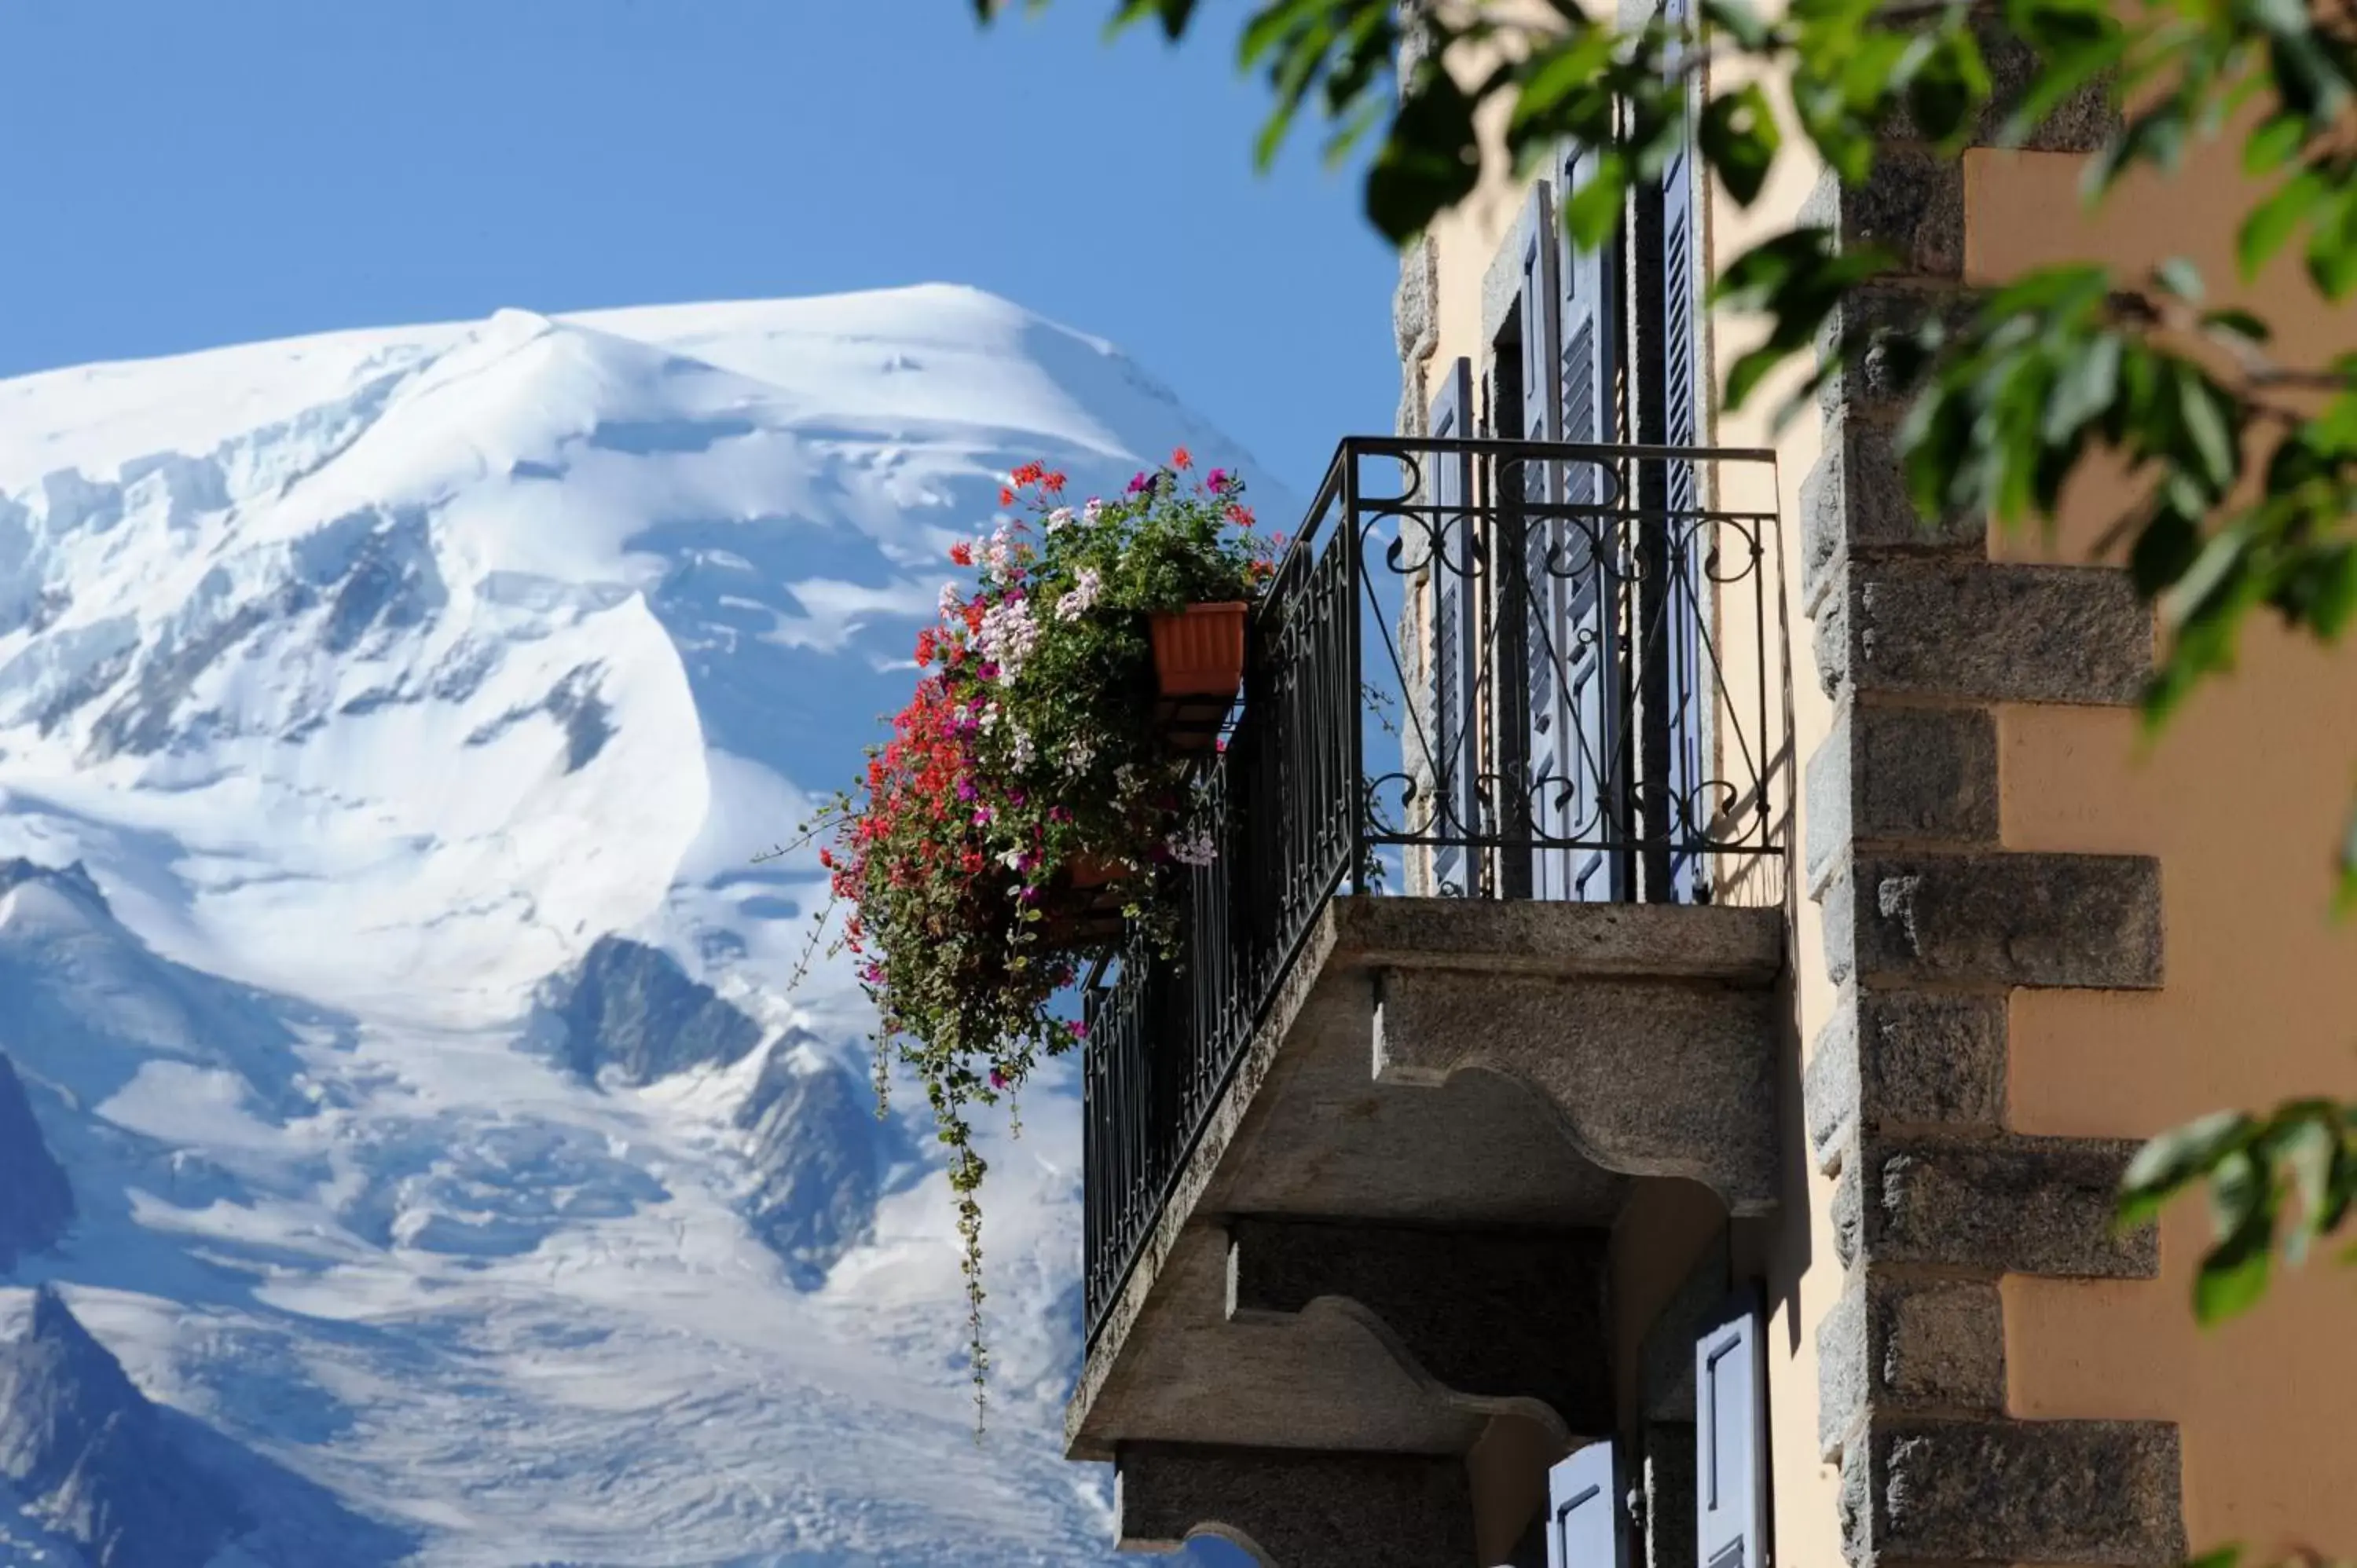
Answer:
[1800,27,2187,1566]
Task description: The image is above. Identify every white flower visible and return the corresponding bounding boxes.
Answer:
[1000,848,1027,870]
[976,595,1041,682]
[938,582,961,617]
[1055,567,1103,623]
[1083,498,1105,523]
[1045,506,1075,531]
[1009,730,1036,770]
[1168,828,1218,867]
[1063,738,1097,773]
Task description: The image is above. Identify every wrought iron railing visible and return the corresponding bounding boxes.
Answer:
[1080,436,1791,1344]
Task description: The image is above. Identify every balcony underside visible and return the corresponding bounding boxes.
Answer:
[1066,895,1783,1467]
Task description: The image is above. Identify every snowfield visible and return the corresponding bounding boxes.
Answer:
[0,286,1279,1566]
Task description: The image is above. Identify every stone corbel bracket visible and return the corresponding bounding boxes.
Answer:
[1371,964,1780,1216]
[1117,1441,1479,1567]
[1225,1216,1613,1442]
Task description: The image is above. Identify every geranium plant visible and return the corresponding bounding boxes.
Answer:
[808,448,1277,1423]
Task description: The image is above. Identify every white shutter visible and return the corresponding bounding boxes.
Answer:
[1546,1438,1629,1568]
[1695,1293,1768,1568]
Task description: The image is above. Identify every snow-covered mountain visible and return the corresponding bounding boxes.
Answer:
[0,288,1281,1566]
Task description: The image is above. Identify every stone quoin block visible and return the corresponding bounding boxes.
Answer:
[1805,702,2000,894]
[1817,1273,2007,1460]
[1853,1136,2158,1279]
[1839,1418,2185,1566]
[1799,412,1986,614]
[1825,851,2163,992]
[1805,988,2007,1172]
[1816,558,2153,707]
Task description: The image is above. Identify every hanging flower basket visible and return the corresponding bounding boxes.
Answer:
[798,446,1277,1429]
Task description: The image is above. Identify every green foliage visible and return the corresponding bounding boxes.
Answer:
[2120,1100,2357,1324]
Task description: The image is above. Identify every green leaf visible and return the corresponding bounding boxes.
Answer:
[2120,1108,2255,1227]
[2128,508,2200,599]
[2280,1113,2347,1262]
[1363,64,1481,243]
[2244,113,2307,174]
[2240,170,2326,279]
[1701,0,1772,49]
[2176,368,2238,492]
[2201,307,2271,347]
[1562,156,1629,251]
[1699,83,1782,205]
[2044,331,2121,443]
[2306,186,2357,299]
[2154,255,2205,302]
[2185,1546,2244,1568]
[1724,344,1788,411]
[2196,1199,2278,1323]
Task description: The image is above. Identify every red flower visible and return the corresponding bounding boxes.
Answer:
[818,848,834,868]
[950,540,973,566]
[1171,445,1193,470]
[999,487,1014,506]
[1043,469,1068,494]
[915,628,937,666]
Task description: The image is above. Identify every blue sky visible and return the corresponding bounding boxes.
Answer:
[0,4,1384,1559]
[0,0,1400,499]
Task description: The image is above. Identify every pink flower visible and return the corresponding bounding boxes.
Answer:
[1127,471,1150,495]
[990,1068,1008,1090]
[1071,1020,1090,1041]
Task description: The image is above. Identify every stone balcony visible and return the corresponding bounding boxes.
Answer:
[1065,438,1792,1566]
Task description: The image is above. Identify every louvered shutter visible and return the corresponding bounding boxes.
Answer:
[1428,357,1477,896]
[1556,141,1626,904]
[1695,1293,1768,1568]
[1546,1438,1629,1568]
[1513,179,1567,901]
[1660,0,1709,903]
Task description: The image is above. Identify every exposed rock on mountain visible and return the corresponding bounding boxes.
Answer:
[0,1050,71,1272]
[0,1287,245,1568]
[739,1042,916,1289]
[540,934,764,1086]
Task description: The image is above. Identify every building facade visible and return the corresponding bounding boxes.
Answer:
[1061,5,2357,1565]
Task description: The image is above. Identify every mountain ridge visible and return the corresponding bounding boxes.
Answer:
[0,284,1274,1566]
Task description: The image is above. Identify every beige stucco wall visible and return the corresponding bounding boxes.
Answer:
[1424,24,1846,1566]
[1703,71,1842,1568]
[1974,141,2357,1554]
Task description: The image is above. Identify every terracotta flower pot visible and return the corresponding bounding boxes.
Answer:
[1066,853,1127,891]
[1149,602,1248,753]
[1149,602,1248,697]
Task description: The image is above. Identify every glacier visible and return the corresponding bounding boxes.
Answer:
[0,287,1279,1566]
